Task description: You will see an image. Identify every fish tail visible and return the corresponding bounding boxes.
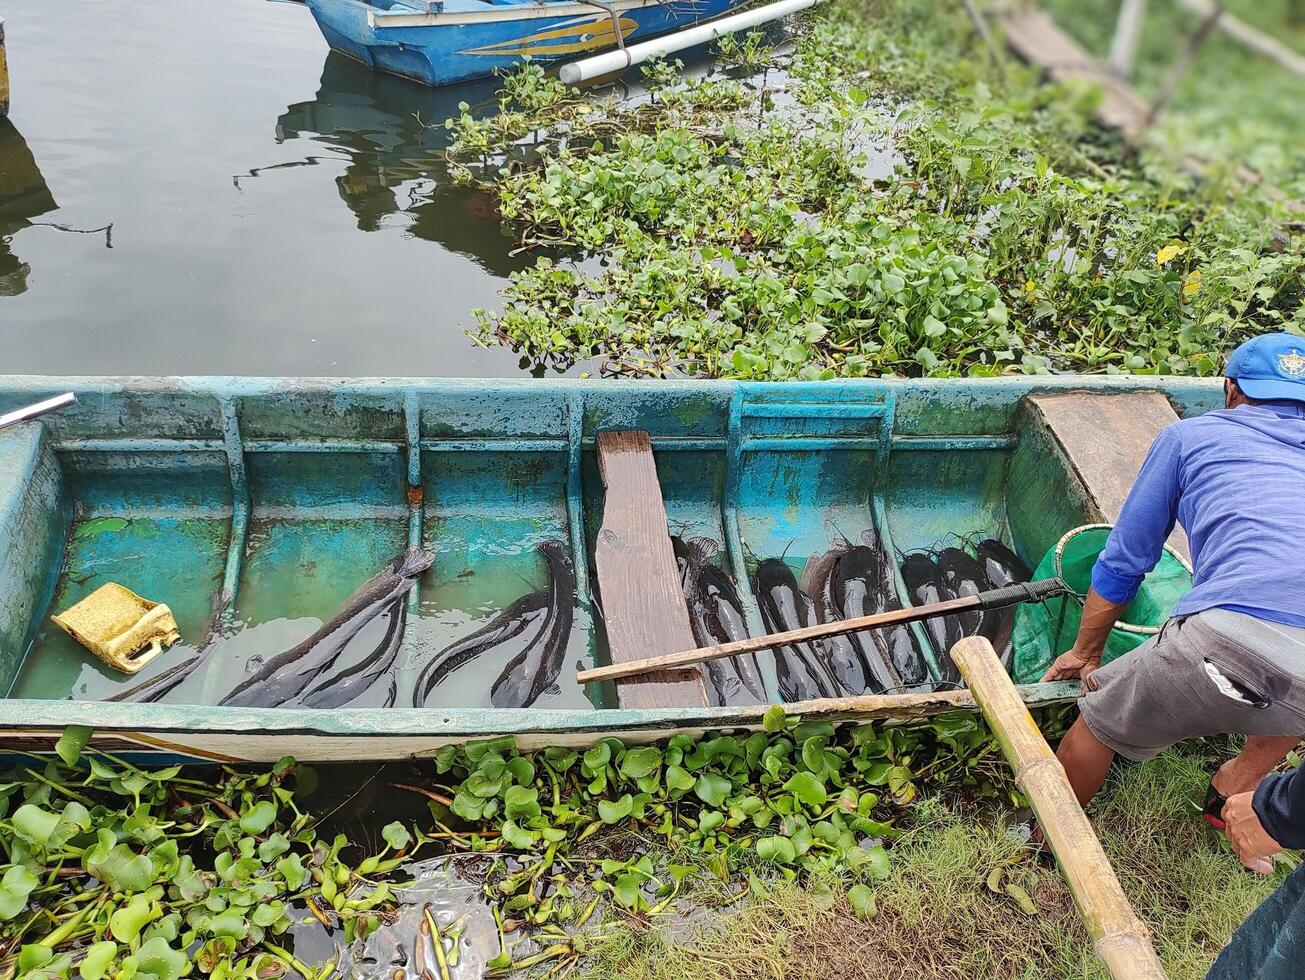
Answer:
[397,548,437,578]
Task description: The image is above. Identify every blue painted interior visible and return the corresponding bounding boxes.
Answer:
[0,377,1227,724]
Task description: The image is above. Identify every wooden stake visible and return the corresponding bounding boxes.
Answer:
[1107,0,1148,79]
[949,636,1167,980]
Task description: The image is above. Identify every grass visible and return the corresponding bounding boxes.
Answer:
[563,743,1286,980]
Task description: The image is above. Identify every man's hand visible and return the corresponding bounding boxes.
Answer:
[1041,646,1102,685]
[1224,791,1281,875]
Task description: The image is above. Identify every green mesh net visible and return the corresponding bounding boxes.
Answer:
[1011,524,1193,684]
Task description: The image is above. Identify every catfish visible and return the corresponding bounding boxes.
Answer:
[900,552,963,687]
[220,549,435,708]
[936,547,988,637]
[489,540,575,708]
[975,538,1031,668]
[829,545,906,694]
[753,558,839,702]
[675,537,766,706]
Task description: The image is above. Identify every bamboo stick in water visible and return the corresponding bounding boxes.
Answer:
[948,636,1166,980]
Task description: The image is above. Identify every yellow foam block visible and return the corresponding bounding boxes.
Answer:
[51,583,180,674]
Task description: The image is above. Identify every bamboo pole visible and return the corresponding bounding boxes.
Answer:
[1107,0,1148,78]
[949,636,1166,980]
[0,18,9,119]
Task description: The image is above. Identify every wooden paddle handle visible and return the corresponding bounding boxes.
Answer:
[949,636,1167,980]
[575,578,1069,685]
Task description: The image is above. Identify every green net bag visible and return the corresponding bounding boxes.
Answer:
[1011,524,1193,684]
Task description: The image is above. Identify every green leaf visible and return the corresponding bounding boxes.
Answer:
[109,894,157,944]
[451,792,485,821]
[134,936,188,980]
[847,884,877,920]
[665,765,696,793]
[276,854,307,892]
[0,865,39,921]
[506,756,536,786]
[56,725,92,767]
[79,941,118,980]
[582,742,612,773]
[784,771,827,807]
[619,747,662,779]
[597,794,634,824]
[863,844,890,878]
[755,836,797,864]
[612,873,644,909]
[257,833,290,863]
[87,840,156,893]
[693,773,731,807]
[504,785,541,822]
[381,822,411,851]
[501,820,537,850]
[237,801,277,835]
[762,705,787,732]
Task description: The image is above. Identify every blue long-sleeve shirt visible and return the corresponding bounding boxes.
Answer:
[1090,400,1305,629]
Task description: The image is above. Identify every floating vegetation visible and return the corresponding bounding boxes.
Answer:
[1,710,1037,977]
[449,0,1304,380]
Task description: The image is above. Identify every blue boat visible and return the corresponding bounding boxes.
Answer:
[302,0,744,87]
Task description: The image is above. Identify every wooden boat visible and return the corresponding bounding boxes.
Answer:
[299,0,745,87]
[0,376,1218,763]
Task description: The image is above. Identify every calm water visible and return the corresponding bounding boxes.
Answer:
[0,0,540,376]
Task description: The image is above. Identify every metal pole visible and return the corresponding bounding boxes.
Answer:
[1107,0,1148,78]
[0,393,77,431]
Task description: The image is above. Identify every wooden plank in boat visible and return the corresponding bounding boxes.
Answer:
[1026,391,1191,561]
[594,430,708,709]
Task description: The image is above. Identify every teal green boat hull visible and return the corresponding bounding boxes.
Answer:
[0,376,1222,762]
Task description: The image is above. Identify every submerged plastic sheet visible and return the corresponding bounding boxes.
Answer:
[1011,524,1192,684]
[51,582,180,674]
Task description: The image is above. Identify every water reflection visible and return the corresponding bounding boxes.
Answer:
[0,119,56,296]
[262,53,534,278]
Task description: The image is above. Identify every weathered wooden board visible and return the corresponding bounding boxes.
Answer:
[998,8,1150,142]
[1026,391,1190,561]
[594,430,708,708]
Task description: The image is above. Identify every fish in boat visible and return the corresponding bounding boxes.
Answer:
[753,558,840,702]
[293,593,409,709]
[975,539,1031,668]
[936,547,987,637]
[825,545,904,694]
[489,540,575,709]
[900,552,963,687]
[220,549,435,708]
[803,542,880,696]
[674,537,765,706]
[847,531,931,689]
[410,590,549,707]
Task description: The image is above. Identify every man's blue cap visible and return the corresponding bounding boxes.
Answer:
[1226,333,1305,403]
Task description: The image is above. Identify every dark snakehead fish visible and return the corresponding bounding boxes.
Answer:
[936,546,988,637]
[806,543,879,696]
[293,592,410,710]
[220,549,435,708]
[827,544,906,694]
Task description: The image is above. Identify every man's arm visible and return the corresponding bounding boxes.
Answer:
[1041,426,1183,683]
[1223,766,1305,873]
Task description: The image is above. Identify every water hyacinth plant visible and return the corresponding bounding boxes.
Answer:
[1,710,1025,977]
[451,0,1303,380]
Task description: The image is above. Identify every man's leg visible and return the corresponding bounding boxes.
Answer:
[1213,735,1301,797]
[1057,715,1117,807]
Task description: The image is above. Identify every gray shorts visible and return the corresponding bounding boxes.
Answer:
[1080,608,1305,762]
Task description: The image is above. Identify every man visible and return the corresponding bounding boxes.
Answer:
[1043,332,1305,840]
[1207,767,1305,977]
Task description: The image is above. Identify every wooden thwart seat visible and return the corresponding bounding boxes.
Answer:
[1026,391,1191,561]
[593,430,708,708]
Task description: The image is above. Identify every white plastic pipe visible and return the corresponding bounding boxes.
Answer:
[559,0,818,85]
[0,392,76,430]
